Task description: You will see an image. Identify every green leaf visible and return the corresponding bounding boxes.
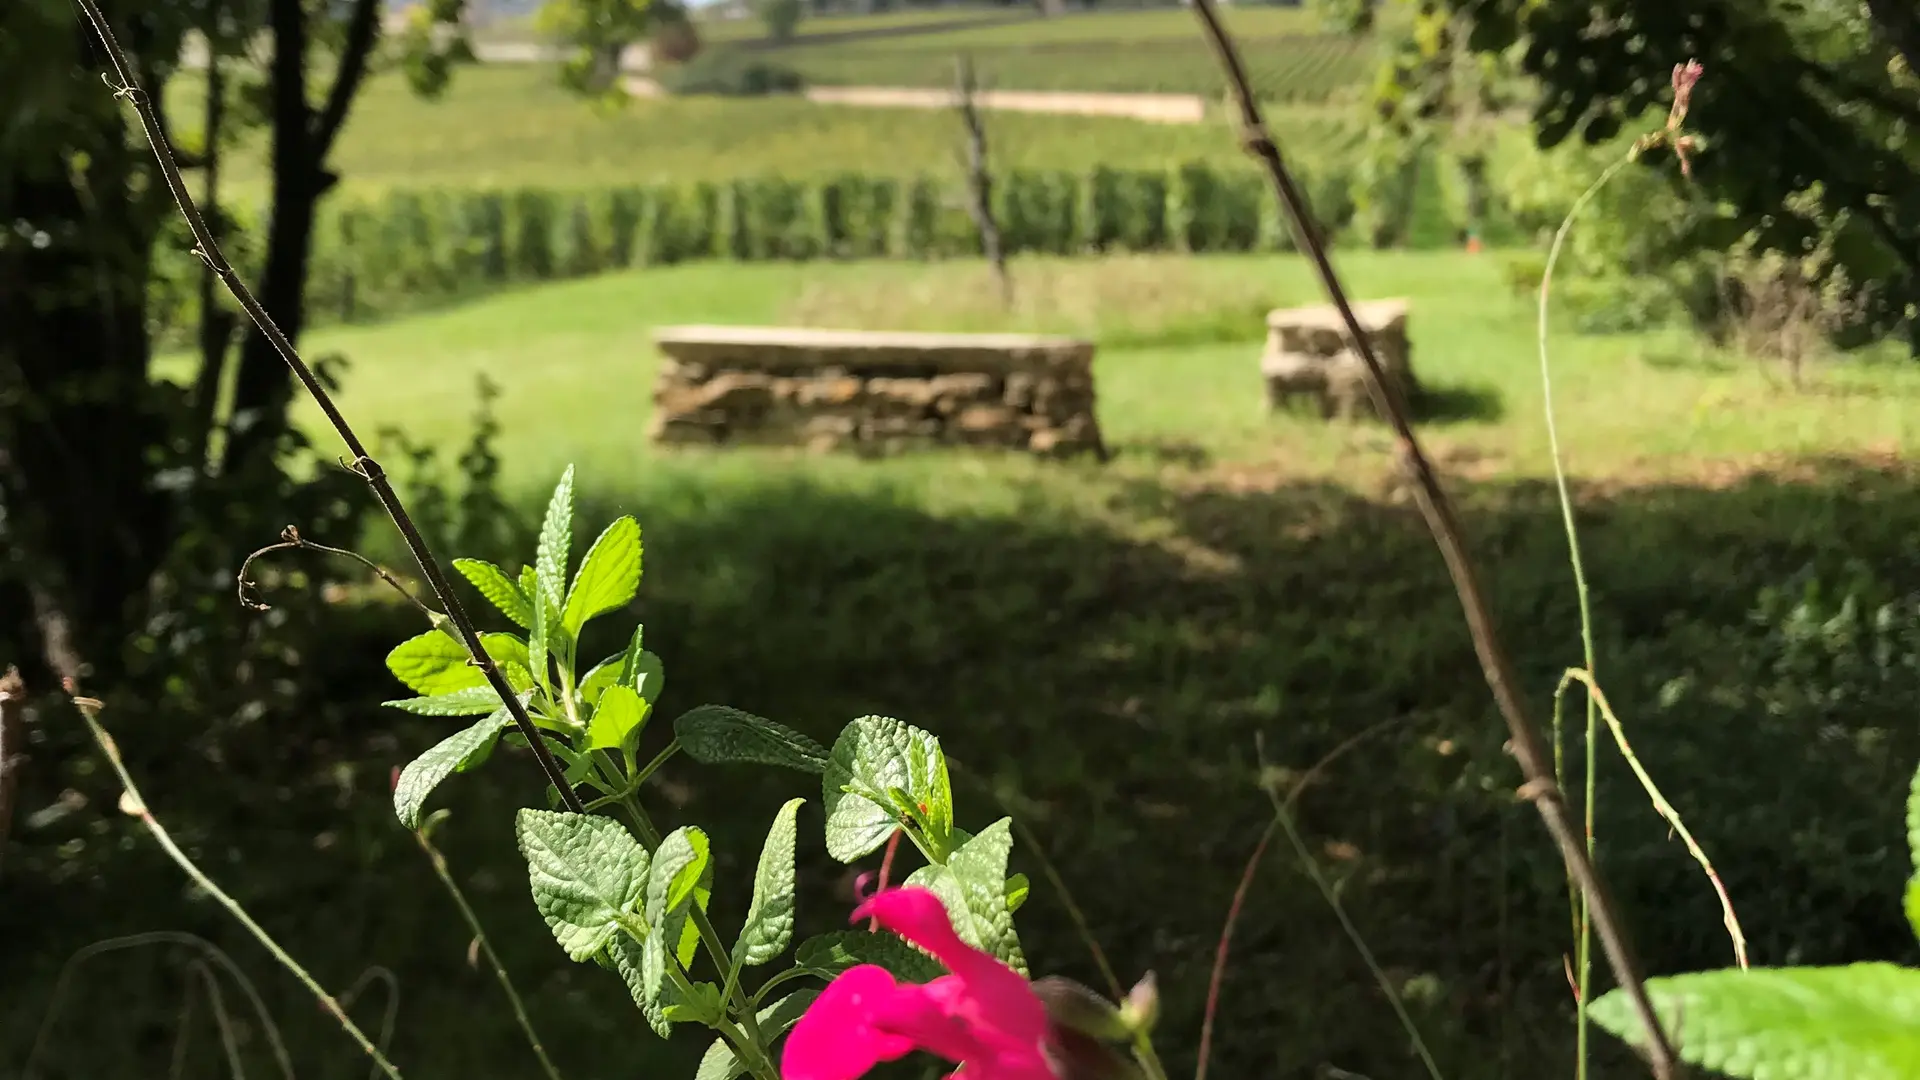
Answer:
[519,565,538,600]
[664,981,724,1025]
[386,630,485,695]
[649,826,713,968]
[529,585,552,695]
[480,632,535,690]
[564,516,641,637]
[515,809,649,962]
[383,685,502,716]
[795,930,944,984]
[393,706,513,827]
[1006,873,1031,914]
[677,706,828,774]
[905,818,1025,974]
[536,466,575,611]
[650,826,712,917]
[1591,963,1920,1080]
[631,650,665,701]
[821,716,952,862]
[1908,761,1920,874]
[736,799,804,968]
[580,651,625,706]
[1906,879,1920,945]
[695,990,820,1080]
[610,933,678,1038]
[454,558,532,628]
[589,684,651,753]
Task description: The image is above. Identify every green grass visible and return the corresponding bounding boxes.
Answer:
[44,249,1920,1080]
[284,251,1920,491]
[695,6,1379,100]
[695,6,1029,44]
[189,65,1361,195]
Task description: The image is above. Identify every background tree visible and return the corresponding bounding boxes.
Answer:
[1442,0,1920,350]
[0,0,471,681]
[536,0,655,95]
[757,0,804,42]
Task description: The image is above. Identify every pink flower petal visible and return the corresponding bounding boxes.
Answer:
[782,966,917,1080]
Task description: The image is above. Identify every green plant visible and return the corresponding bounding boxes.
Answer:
[379,465,1158,1080]
[1590,757,1920,1078]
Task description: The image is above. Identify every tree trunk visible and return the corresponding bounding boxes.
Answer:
[223,0,379,474]
[0,133,172,675]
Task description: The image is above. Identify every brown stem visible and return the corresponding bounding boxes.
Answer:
[237,524,436,619]
[953,53,1010,308]
[73,0,586,817]
[1182,1,1679,1075]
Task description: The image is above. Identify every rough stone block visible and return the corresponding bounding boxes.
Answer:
[1260,299,1415,421]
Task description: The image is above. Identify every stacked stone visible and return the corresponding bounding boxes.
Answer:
[1259,299,1417,421]
[650,326,1103,457]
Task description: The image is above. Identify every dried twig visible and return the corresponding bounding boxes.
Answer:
[1182,2,1680,1074]
[74,0,584,816]
[954,53,1011,307]
[237,525,434,618]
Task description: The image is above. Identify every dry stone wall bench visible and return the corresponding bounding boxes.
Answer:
[650,326,1106,458]
[1260,299,1417,421]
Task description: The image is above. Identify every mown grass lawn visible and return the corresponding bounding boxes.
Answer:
[294,249,1920,499]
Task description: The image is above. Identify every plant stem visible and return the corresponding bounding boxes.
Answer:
[615,795,772,1055]
[72,0,586,819]
[1180,3,1679,1074]
[1538,153,1631,1080]
[70,698,403,1080]
[413,828,567,1080]
[1260,776,1444,1080]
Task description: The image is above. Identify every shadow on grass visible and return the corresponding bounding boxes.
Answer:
[7,457,1920,1080]
[1415,381,1506,425]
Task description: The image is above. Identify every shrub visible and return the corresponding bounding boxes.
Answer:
[658,51,804,97]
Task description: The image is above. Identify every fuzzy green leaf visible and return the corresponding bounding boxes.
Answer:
[479,632,535,690]
[649,826,712,968]
[664,981,724,1025]
[1908,763,1920,941]
[393,706,513,827]
[536,466,575,611]
[580,651,625,706]
[589,684,650,753]
[386,630,485,695]
[454,558,532,628]
[678,706,827,774]
[383,685,503,716]
[906,817,1025,974]
[695,990,820,1080]
[515,809,649,962]
[564,516,641,637]
[1591,963,1920,1080]
[610,933,677,1037]
[737,799,804,967]
[795,930,944,984]
[528,586,552,695]
[822,716,952,862]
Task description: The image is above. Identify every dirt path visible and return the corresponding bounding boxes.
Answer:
[801,85,1209,123]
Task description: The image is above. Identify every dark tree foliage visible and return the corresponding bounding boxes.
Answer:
[1446,0,1920,349]
[0,0,471,681]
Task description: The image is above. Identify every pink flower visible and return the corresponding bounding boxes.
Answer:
[783,886,1056,1080]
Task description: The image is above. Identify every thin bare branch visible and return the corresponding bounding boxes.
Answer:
[1180,2,1680,1074]
[237,525,435,619]
[74,0,585,816]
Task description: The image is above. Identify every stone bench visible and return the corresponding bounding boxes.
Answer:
[1260,298,1417,421]
[650,326,1105,457]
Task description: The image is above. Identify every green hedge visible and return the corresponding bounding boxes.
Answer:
[298,162,1380,324]
[157,159,1472,342]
